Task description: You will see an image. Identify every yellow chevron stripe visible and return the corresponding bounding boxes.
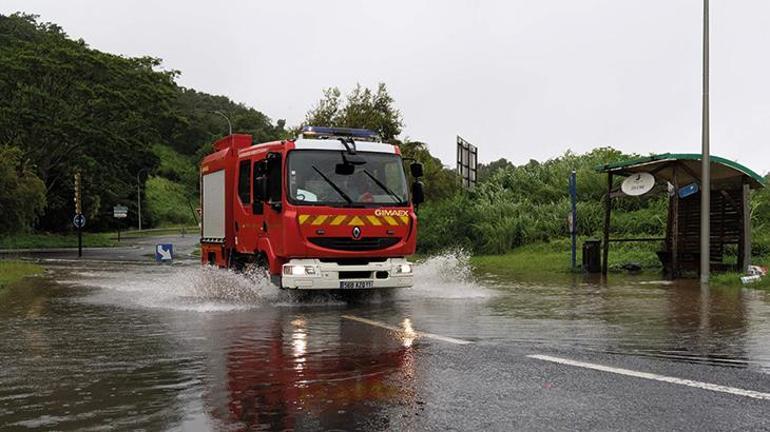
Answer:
[348,216,365,226]
[366,215,382,226]
[399,215,410,225]
[382,216,399,226]
[330,215,347,226]
[311,215,328,225]
[298,215,310,225]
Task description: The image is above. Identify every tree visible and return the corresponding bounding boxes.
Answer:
[477,158,514,183]
[305,83,403,141]
[399,141,460,201]
[0,146,46,233]
[304,84,459,201]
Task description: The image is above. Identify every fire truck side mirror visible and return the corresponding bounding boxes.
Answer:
[411,180,425,206]
[409,162,424,178]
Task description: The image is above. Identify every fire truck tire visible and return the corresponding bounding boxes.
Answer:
[231,252,274,283]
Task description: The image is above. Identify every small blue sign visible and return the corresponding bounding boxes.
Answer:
[155,244,174,262]
[678,183,699,199]
[73,214,86,229]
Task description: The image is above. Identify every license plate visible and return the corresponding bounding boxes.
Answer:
[339,280,374,289]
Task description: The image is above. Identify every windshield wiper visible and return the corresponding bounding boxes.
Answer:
[312,165,353,205]
[362,169,402,203]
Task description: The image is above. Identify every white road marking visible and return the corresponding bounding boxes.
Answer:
[341,315,471,345]
[528,354,770,401]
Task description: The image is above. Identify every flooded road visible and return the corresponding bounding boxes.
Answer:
[1,251,770,431]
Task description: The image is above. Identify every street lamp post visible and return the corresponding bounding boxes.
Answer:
[137,168,149,231]
[213,111,232,136]
[700,0,711,284]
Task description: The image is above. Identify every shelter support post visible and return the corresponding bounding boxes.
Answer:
[602,173,613,275]
[739,182,751,273]
[672,165,680,277]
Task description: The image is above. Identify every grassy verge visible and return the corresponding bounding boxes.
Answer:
[115,225,198,240]
[711,273,770,290]
[469,239,663,279]
[0,225,199,250]
[0,260,43,287]
[468,240,770,290]
[710,258,770,290]
[0,232,116,249]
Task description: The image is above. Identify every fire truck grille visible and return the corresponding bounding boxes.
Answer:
[309,237,401,251]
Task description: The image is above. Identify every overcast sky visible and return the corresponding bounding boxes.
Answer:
[3,1,770,173]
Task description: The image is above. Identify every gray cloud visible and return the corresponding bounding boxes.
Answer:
[3,0,769,174]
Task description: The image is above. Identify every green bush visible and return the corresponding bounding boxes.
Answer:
[152,144,198,189]
[145,176,196,226]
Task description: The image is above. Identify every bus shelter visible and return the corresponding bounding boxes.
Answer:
[595,153,764,277]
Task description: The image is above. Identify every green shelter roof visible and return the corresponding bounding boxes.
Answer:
[595,153,765,189]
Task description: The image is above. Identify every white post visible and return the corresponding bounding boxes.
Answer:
[700,0,711,284]
[137,168,147,231]
[137,177,142,231]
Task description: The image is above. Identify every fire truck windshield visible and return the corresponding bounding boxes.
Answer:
[288,150,409,207]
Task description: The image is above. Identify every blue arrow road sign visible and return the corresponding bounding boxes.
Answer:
[73,214,86,229]
[155,244,174,262]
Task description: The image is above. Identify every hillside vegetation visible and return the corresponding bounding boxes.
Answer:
[0,13,281,233]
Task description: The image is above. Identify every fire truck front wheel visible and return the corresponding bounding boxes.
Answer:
[231,252,269,278]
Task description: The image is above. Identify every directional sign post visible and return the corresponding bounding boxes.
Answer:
[73,213,86,257]
[113,205,128,242]
[74,171,83,257]
[155,244,174,263]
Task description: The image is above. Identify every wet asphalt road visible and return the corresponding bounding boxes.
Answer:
[1,236,770,431]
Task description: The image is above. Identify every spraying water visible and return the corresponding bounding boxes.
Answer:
[403,249,496,299]
[58,250,493,312]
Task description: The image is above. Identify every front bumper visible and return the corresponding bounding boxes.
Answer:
[281,258,413,290]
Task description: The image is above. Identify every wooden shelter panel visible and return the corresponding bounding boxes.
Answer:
[667,188,742,270]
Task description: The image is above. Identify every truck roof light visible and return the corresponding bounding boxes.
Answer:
[299,126,381,142]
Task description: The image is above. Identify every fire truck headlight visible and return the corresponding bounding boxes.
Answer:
[395,263,412,274]
[284,264,318,276]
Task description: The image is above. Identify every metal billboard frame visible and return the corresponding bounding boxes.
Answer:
[456,136,478,189]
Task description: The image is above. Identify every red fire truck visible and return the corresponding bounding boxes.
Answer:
[200,127,424,290]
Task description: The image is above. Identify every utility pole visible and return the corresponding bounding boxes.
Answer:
[569,170,578,271]
[700,0,711,284]
[137,168,148,231]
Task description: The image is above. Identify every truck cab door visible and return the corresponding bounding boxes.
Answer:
[255,153,284,257]
[235,159,258,253]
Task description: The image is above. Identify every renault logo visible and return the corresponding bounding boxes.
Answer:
[352,226,362,239]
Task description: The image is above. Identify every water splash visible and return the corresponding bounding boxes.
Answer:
[402,249,495,299]
[74,265,282,312]
[64,249,493,312]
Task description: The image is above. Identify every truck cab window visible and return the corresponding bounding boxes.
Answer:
[238,160,251,204]
[267,154,282,203]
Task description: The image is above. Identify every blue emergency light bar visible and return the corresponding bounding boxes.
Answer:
[300,126,381,142]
